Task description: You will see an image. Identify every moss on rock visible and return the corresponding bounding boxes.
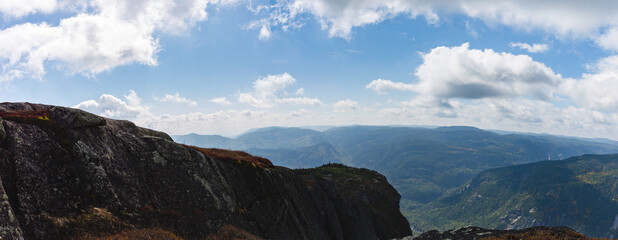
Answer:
[0,117,5,143]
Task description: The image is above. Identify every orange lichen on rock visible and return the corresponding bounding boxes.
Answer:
[185,145,273,168]
[0,109,51,121]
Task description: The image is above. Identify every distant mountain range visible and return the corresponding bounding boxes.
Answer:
[408,154,618,238]
[173,126,618,206]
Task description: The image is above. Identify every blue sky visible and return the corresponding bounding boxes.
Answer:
[2,0,618,139]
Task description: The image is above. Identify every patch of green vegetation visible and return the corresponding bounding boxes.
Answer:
[407,154,618,238]
[295,163,379,182]
[577,172,611,185]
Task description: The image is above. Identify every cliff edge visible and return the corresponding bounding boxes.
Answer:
[0,102,411,240]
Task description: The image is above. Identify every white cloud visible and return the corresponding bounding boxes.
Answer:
[362,43,618,139]
[238,73,296,108]
[367,44,561,101]
[238,92,268,108]
[0,0,237,83]
[368,43,618,115]
[75,90,277,136]
[333,99,358,112]
[210,97,232,105]
[510,42,549,53]
[413,43,560,101]
[256,0,618,44]
[74,90,152,120]
[238,72,322,108]
[0,0,58,18]
[154,93,197,106]
[244,2,305,40]
[295,88,305,95]
[253,72,296,96]
[259,24,271,40]
[596,27,618,51]
[560,55,618,111]
[366,79,415,93]
[276,97,322,105]
[464,20,478,38]
[398,96,460,118]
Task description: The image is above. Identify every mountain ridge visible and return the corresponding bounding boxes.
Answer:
[408,153,618,238]
[173,125,618,204]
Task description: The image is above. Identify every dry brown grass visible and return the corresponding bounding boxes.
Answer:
[204,225,263,240]
[93,228,183,240]
[185,145,273,168]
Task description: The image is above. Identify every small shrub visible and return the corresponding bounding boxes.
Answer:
[184,145,273,168]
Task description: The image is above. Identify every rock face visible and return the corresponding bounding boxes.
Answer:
[0,102,411,240]
[296,164,412,240]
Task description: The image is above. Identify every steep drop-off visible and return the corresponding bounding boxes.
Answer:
[0,102,411,240]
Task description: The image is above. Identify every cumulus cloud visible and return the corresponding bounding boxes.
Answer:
[368,43,560,101]
[362,43,618,139]
[414,43,561,101]
[154,93,197,106]
[238,73,322,108]
[238,73,295,108]
[0,0,59,18]
[510,42,549,53]
[74,90,152,120]
[362,42,618,139]
[210,97,232,105]
[333,99,358,112]
[253,72,296,96]
[259,25,272,40]
[596,27,618,51]
[366,79,415,93]
[295,88,305,95]
[560,55,618,111]
[0,0,236,83]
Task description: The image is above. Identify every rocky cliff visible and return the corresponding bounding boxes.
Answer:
[0,102,411,240]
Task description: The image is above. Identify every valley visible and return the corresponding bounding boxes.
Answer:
[175,126,618,238]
